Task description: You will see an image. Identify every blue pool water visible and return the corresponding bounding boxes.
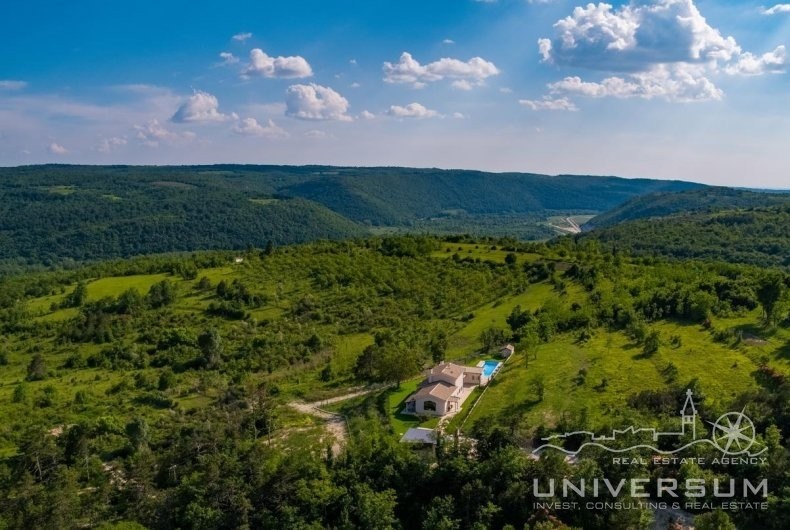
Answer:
[482,360,501,378]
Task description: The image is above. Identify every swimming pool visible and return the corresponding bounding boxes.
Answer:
[482,360,501,378]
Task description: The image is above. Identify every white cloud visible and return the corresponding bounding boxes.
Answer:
[350,82,361,88]
[48,142,68,154]
[285,83,352,121]
[304,129,329,139]
[232,117,288,137]
[539,0,740,70]
[725,45,786,75]
[537,0,787,103]
[762,4,790,15]
[171,91,234,123]
[519,96,579,111]
[232,32,253,41]
[549,64,723,102]
[499,87,513,93]
[0,80,27,90]
[383,52,500,88]
[387,103,440,118]
[97,136,127,153]
[134,119,195,147]
[242,49,313,79]
[219,52,239,65]
[452,112,466,119]
[349,59,358,65]
[359,110,376,120]
[443,39,455,45]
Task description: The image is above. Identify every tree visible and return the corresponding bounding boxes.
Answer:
[479,327,506,354]
[429,330,448,363]
[504,253,517,266]
[354,484,398,530]
[26,353,47,381]
[756,271,785,324]
[146,280,176,309]
[116,288,144,315]
[530,375,545,402]
[264,240,274,256]
[63,282,88,308]
[506,305,531,335]
[125,418,149,452]
[643,330,660,356]
[694,510,736,530]
[198,329,223,369]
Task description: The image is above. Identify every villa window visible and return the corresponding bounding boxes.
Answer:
[423,400,437,411]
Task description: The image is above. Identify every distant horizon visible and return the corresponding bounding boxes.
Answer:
[4,162,790,192]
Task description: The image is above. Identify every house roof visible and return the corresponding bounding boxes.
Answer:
[429,362,465,379]
[413,381,457,401]
[464,366,483,374]
[500,344,515,352]
[400,427,437,444]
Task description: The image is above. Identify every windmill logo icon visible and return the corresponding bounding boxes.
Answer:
[532,389,765,457]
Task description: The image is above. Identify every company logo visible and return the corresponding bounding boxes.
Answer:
[532,389,766,458]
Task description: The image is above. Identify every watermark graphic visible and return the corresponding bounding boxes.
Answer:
[532,389,767,457]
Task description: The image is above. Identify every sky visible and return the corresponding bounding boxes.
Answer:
[1,0,789,187]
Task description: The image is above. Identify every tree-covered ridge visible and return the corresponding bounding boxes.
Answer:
[584,187,789,229]
[0,236,788,528]
[0,164,703,269]
[578,204,790,268]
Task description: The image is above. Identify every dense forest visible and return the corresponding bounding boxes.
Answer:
[579,204,790,268]
[0,234,788,529]
[583,188,789,229]
[0,164,702,271]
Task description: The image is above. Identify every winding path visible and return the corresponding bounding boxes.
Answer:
[287,388,379,456]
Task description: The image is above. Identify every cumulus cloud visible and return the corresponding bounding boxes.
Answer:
[242,49,313,79]
[233,32,253,41]
[171,91,234,123]
[285,83,352,121]
[97,136,127,153]
[383,52,500,88]
[725,45,786,75]
[387,103,440,118]
[232,117,288,137]
[219,52,239,65]
[0,80,27,90]
[359,110,376,120]
[48,142,68,154]
[549,64,723,102]
[538,0,740,70]
[762,4,790,15]
[443,39,456,45]
[304,129,329,139]
[537,0,787,102]
[134,119,195,147]
[519,96,579,111]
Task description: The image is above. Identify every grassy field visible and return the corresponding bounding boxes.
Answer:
[431,243,542,265]
[445,282,572,362]
[462,314,767,434]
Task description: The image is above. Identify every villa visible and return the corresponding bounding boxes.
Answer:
[405,360,502,417]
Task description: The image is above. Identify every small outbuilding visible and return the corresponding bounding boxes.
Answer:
[400,427,438,445]
[499,344,515,358]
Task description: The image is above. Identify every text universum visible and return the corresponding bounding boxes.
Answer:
[533,478,768,499]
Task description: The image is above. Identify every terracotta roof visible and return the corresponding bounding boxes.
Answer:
[429,362,465,379]
[413,382,457,401]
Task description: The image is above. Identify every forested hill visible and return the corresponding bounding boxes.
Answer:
[583,187,789,229]
[277,169,703,225]
[0,164,704,269]
[578,203,790,268]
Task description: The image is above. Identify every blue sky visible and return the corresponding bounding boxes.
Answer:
[1,0,788,187]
